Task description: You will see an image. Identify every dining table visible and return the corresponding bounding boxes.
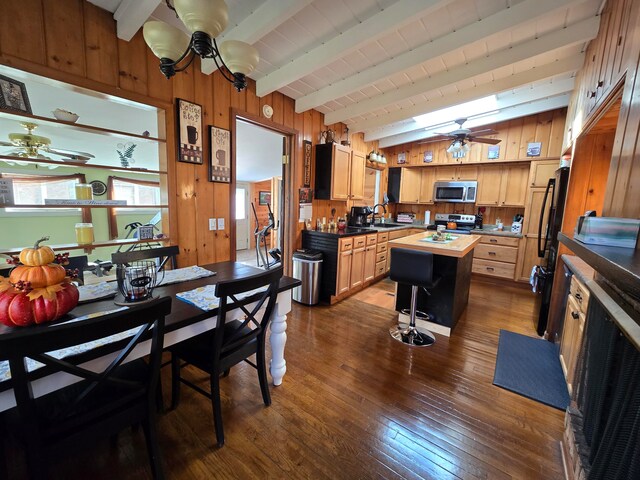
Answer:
[0,261,301,413]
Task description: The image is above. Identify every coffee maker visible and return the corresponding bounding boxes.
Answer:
[348,206,371,227]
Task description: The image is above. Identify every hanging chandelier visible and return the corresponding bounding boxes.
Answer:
[143,0,259,92]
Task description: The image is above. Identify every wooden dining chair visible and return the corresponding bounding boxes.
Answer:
[111,245,179,271]
[66,254,88,285]
[169,266,283,447]
[0,296,172,480]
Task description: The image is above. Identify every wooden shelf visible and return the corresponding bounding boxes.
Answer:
[0,154,166,175]
[2,204,168,209]
[0,237,171,256]
[0,109,165,143]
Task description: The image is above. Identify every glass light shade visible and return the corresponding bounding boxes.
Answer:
[174,0,228,38]
[219,40,259,75]
[143,21,190,60]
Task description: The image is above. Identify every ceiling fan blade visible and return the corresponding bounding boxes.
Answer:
[468,136,501,145]
[418,135,451,144]
[43,146,95,160]
[0,141,16,147]
[469,128,498,136]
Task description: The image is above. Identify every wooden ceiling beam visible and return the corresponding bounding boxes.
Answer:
[114,0,161,41]
[370,77,576,143]
[348,55,584,133]
[377,94,572,147]
[201,0,315,75]
[295,0,587,114]
[255,0,456,97]
[324,17,597,125]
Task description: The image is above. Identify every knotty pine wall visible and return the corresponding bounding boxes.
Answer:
[0,0,359,267]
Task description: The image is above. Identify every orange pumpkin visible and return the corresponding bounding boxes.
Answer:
[18,236,55,266]
[9,264,67,288]
[0,282,79,327]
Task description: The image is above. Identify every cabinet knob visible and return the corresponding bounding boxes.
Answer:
[597,80,604,88]
[489,252,496,255]
[490,239,498,243]
[588,91,596,98]
[486,267,494,271]
[571,311,579,319]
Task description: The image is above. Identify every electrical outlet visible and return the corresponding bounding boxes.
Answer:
[209,218,216,231]
[217,218,225,230]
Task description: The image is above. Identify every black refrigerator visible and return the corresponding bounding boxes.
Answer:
[534,166,570,336]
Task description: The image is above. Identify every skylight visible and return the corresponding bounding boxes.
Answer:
[412,95,499,131]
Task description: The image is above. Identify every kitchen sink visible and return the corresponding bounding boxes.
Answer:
[367,223,405,229]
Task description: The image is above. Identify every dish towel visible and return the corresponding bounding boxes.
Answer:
[530,266,538,293]
[177,285,268,311]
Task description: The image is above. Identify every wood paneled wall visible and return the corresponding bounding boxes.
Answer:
[0,0,337,266]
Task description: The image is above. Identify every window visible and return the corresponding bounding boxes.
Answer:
[3,174,84,214]
[235,187,246,220]
[112,178,160,207]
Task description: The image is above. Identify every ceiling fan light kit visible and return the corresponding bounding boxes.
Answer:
[143,0,259,92]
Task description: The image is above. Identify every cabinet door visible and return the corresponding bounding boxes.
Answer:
[337,250,352,295]
[457,165,477,180]
[350,247,365,289]
[525,188,551,236]
[435,166,457,180]
[363,245,376,282]
[516,235,543,282]
[419,168,436,203]
[350,150,366,200]
[500,164,529,207]
[399,168,421,203]
[476,165,503,205]
[529,160,558,188]
[331,143,352,200]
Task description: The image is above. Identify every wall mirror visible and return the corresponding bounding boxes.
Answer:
[0,65,169,266]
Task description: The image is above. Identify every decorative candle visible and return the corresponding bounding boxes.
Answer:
[75,222,94,245]
[75,183,93,200]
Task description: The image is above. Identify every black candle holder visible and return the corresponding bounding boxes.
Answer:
[115,261,160,303]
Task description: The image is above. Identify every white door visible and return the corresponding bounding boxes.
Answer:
[235,184,250,250]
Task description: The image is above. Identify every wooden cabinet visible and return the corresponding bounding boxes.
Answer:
[529,159,558,188]
[349,149,366,200]
[515,235,545,282]
[364,245,376,282]
[350,244,365,289]
[472,234,520,280]
[418,168,436,203]
[314,144,366,201]
[336,238,353,295]
[476,164,528,206]
[560,276,589,395]
[398,168,421,203]
[435,165,477,181]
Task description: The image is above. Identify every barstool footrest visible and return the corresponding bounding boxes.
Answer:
[389,325,435,347]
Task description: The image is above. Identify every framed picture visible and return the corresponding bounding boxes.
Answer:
[487,145,500,159]
[423,151,433,163]
[397,152,406,164]
[0,74,32,114]
[303,140,312,187]
[176,98,203,164]
[209,126,231,183]
[527,142,542,157]
[299,187,312,205]
[259,191,271,205]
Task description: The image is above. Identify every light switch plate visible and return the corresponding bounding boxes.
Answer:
[217,218,225,230]
[209,218,216,231]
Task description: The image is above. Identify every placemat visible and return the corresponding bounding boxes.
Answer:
[177,285,268,311]
[158,265,216,286]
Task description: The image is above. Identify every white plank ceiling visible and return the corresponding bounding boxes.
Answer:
[88,0,603,146]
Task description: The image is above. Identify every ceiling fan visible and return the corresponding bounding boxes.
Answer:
[419,118,501,152]
[0,122,95,163]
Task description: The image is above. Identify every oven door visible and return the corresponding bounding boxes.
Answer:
[433,184,466,203]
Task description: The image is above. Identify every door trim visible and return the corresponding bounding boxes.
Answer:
[230,109,298,276]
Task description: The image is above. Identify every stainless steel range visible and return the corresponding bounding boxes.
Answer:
[429,213,476,235]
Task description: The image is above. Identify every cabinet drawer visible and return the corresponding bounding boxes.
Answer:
[376,243,388,254]
[472,259,516,279]
[375,261,386,277]
[474,244,518,264]
[339,238,353,251]
[376,252,387,264]
[477,235,520,247]
[570,277,590,314]
[367,234,377,246]
[389,229,409,240]
[377,232,389,243]
[354,236,366,248]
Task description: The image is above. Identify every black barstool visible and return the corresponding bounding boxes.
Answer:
[389,248,441,347]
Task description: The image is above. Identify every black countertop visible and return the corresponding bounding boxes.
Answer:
[559,232,640,300]
[304,223,523,238]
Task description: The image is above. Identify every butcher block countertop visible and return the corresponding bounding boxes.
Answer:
[389,232,481,258]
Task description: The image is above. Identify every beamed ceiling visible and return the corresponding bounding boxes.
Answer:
[88,0,603,146]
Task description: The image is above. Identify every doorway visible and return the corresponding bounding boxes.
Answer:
[232,114,296,272]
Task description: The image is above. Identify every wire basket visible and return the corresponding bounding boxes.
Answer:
[115,261,161,303]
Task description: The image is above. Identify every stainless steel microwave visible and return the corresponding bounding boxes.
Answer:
[433,181,477,203]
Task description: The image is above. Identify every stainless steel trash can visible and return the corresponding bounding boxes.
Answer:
[292,250,322,305]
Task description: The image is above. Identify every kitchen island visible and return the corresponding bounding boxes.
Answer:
[389,232,481,336]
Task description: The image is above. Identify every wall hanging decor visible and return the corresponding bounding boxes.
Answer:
[209,126,231,183]
[303,140,312,187]
[176,99,203,164]
[0,74,31,114]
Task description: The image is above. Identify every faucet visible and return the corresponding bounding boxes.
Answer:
[370,203,387,225]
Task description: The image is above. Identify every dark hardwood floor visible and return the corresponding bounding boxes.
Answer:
[6,277,564,479]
